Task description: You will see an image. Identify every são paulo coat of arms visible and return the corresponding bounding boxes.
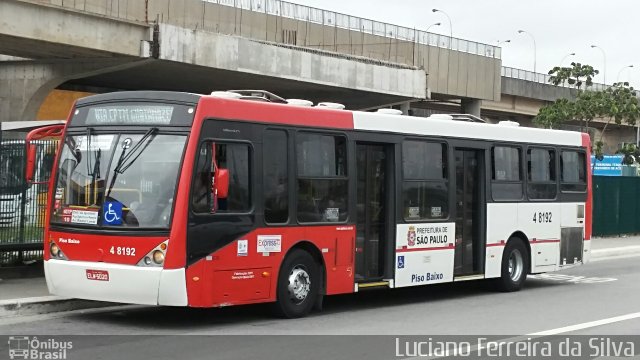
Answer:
[407,226,416,246]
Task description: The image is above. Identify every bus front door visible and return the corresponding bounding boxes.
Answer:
[355,143,392,282]
[454,148,485,277]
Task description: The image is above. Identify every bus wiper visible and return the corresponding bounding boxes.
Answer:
[89,148,101,205]
[64,136,81,164]
[115,128,158,174]
[85,128,103,205]
[106,128,158,198]
[86,128,93,176]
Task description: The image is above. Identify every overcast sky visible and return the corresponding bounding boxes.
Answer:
[291,0,638,88]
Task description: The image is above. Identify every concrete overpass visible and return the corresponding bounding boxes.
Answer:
[0,0,503,122]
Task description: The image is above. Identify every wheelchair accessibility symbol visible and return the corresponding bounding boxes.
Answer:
[103,201,122,225]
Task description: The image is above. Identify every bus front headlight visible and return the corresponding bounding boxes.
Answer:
[152,250,165,264]
[50,242,60,257]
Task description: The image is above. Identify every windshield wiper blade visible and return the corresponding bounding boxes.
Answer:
[105,128,158,199]
[117,128,158,174]
[86,128,93,176]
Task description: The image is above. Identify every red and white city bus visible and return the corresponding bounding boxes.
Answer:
[29,91,592,318]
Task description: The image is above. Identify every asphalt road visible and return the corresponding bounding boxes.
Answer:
[0,256,638,359]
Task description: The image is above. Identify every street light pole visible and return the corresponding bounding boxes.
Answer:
[432,9,452,49]
[615,64,636,146]
[426,22,441,33]
[517,30,537,74]
[560,52,576,67]
[617,64,634,83]
[590,44,607,85]
[421,22,441,69]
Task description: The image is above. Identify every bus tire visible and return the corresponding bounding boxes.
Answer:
[496,238,529,292]
[273,249,320,318]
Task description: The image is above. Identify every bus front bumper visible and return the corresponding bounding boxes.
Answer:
[44,259,187,306]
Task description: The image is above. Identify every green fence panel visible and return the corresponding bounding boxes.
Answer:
[593,175,640,236]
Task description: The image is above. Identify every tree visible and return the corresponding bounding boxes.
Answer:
[536,63,640,161]
[593,82,640,160]
[548,62,599,91]
[616,143,640,165]
[534,63,600,130]
[534,98,575,129]
[574,89,608,132]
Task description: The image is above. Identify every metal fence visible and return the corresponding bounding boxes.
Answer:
[210,0,500,58]
[501,66,609,91]
[0,135,57,266]
[592,175,640,237]
[501,67,640,99]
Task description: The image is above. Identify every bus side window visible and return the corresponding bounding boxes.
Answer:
[560,150,587,192]
[527,147,557,200]
[402,140,448,221]
[263,130,289,224]
[191,141,252,214]
[295,133,348,223]
[491,146,523,201]
[192,143,213,213]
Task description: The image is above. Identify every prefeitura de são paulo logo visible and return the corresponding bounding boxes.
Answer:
[407,226,416,247]
[7,336,72,360]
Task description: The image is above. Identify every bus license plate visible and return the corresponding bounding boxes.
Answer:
[86,269,109,281]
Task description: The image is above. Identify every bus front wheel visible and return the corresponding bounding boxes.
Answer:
[496,238,529,292]
[273,249,320,318]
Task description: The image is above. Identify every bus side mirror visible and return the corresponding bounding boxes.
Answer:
[214,168,229,199]
[24,124,65,185]
[25,143,37,183]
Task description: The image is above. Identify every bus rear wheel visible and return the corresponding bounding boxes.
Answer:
[496,238,529,292]
[273,249,320,318]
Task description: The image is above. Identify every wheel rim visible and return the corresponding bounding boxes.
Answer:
[287,265,311,304]
[508,249,524,282]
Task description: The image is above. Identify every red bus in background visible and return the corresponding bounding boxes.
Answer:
[31,90,591,318]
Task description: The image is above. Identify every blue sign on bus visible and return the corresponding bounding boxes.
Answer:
[591,155,624,176]
[103,201,123,225]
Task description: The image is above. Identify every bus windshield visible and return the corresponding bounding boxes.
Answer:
[51,132,186,229]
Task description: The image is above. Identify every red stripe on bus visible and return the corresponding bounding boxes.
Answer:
[486,243,506,247]
[396,247,453,253]
[530,239,561,244]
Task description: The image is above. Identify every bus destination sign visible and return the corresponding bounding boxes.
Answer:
[86,105,174,125]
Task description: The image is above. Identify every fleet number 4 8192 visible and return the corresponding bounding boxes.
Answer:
[533,211,552,223]
[109,246,136,256]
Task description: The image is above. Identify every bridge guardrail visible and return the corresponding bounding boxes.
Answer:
[213,0,500,59]
[501,66,608,92]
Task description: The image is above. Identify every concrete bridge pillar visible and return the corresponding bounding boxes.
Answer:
[461,98,482,118]
[0,58,149,122]
[400,102,411,115]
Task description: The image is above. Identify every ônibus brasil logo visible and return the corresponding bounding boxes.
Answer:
[7,336,72,360]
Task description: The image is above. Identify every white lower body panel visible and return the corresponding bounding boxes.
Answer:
[44,259,187,306]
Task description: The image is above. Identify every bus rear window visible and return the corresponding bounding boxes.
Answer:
[560,150,587,192]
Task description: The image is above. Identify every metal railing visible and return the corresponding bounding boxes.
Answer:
[210,0,500,59]
[501,66,608,91]
[0,136,57,266]
[501,66,640,97]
